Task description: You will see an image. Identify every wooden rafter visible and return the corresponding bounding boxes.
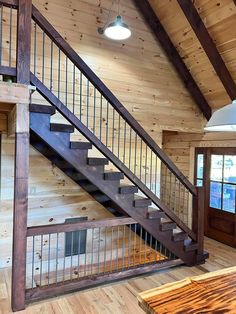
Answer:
[132,0,212,120]
[177,0,236,101]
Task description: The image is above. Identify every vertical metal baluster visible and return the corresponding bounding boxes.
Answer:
[123,121,126,163]
[128,225,131,269]
[164,166,168,205]
[0,5,2,65]
[106,102,109,147]
[65,56,68,107]
[129,127,132,170]
[31,236,35,289]
[87,79,89,127]
[150,235,153,265]
[42,31,45,83]
[50,40,53,91]
[110,227,113,273]
[93,88,96,134]
[58,49,61,99]
[98,228,101,274]
[133,224,137,267]
[145,145,148,185]
[116,226,119,271]
[55,233,59,284]
[84,232,87,277]
[155,156,158,195]
[122,225,125,270]
[48,234,51,286]
[99,94,103,141]
[91,228,94,275]
[178,181,181,218]
[9,6,12,67]
[72,64,75,114]
[139,227,142,265]
[77,230,81,278]
[40,235,43,286]
[169,172,172,209]
[70,232,74,280]
[63,234,66,282]
[80,72,82,119]
[134,133,137,175]
[174,178,177,213]
[150,151,153,191]
[112,108,115,153]
[140,139,143,180]
[34,22,37,75]
[104,227,107,273]
[155,239,158,262]
[144,231,147,266]
[118,115,121,158]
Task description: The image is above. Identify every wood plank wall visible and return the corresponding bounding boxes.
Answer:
[0,0,209,268]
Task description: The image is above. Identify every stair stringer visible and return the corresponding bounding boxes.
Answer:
[30,111,196,265]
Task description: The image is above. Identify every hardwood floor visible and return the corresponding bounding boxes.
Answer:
[0,237,236,314]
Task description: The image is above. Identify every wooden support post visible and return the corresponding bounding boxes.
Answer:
[12,0,32,311]
[17,0,32,84]
[192,187,204,257]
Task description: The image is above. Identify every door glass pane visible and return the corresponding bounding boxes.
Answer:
[210,155,223,182]
[223,184,235,213]
[223,155,236,183]
[197,179,203,187]
[197,154,204,179]
[210,181,222,209]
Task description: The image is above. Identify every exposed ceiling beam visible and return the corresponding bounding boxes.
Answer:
[177,0,236,101]
[132,0,212,120]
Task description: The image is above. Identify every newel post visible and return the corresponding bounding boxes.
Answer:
[11,0,32,311]
[192,186,205,257]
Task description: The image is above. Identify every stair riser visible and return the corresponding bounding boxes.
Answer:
[104,173,124,181]
[119,186,139,195]
[134,199,152,208]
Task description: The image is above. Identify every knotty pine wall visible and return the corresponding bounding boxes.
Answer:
[0,0,208,268]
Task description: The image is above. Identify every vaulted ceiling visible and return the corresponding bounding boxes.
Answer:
[137,0,236,115]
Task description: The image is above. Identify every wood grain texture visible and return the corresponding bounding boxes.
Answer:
[138,266,236,314]
[149,0,236,110]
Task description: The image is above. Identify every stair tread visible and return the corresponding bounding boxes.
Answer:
[134,197,152,208]
[184,241,198,252]
[104,171,124,180]
[160,221,177,231]
[30,104,56,115]
[87,157,109,165]
[172,231,188,242]
[50,123,74,133]
[119,185,138,194]
[70,141,92,150]
[147,210,166,219]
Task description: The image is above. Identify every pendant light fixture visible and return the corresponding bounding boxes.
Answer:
[98,0,131,41]
[204,100,236,132]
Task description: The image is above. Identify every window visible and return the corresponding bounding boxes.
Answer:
[195,151,204,187]
[210,155,236,213]
[65,217,88,257]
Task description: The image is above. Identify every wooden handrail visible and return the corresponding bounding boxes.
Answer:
[27,217,136,236]
[31,5,196,196]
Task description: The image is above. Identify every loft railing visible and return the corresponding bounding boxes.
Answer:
[25,217,180,302]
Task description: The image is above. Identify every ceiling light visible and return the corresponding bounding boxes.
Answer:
[204,100,236,132]
[104,15,131,41]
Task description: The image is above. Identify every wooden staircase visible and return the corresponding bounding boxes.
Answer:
[29,104,205,266]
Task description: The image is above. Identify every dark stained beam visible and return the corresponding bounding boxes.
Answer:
[177,0,236,100]
[132,0,212,120]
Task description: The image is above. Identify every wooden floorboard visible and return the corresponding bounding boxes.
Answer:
[0,237,236,313]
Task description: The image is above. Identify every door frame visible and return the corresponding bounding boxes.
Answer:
[194,147,236,247]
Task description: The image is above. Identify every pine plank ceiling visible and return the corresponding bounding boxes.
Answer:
[147,0,236,112]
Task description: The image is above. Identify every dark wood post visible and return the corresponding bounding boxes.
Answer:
[192,186,205,257]
[12,0,32,311]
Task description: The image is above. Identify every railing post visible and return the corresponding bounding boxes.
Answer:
[12,0,32,311]
[16,0,32,84]
[192,186,205,258]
